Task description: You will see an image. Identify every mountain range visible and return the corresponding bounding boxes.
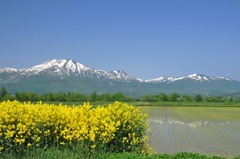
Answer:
[1,59,240,97]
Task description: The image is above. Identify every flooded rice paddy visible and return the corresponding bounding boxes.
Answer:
[141,107,240,157]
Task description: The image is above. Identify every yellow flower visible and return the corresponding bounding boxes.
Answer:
[0,101,149,154]
[91,144,96,149]
[0,146,4,151]
[14,138,25,144]
[5,131,14,138]
[36,137,41,142]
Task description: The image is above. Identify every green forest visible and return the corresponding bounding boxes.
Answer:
[0,87,238,103]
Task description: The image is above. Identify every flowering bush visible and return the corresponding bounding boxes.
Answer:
[0,101,151,155]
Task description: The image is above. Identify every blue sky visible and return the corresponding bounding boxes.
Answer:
[0,0,240,80]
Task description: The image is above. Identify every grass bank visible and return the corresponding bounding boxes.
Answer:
[1,149,239,159]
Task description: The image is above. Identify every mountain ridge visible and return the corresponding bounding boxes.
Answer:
[145,73,233,83]
[1,59,240,96]
[0,59,138,82]
[0,59,236,82]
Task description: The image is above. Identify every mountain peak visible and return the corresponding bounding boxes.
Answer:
[145,73,233,83]
[25,59,136,81]
[186,73,210,81]
[1,58,239,96]
[109,70,130,80]
[110,70,127,76]
[0,59,235,83]
[30,59,92,75]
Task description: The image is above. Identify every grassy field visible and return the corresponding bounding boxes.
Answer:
[133,101,240,107]
[140,106,240,158]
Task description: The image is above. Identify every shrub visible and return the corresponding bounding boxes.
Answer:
[0,100,151,156]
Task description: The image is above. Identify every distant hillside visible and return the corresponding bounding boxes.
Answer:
[1,59,240,96]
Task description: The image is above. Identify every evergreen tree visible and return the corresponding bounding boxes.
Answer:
[90,91,97,102]
[194,94,203,102]
[169,92,180,102]
[0,87,8,98]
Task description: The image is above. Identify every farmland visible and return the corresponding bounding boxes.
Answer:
[141,106,240,157]
[1,100,240,158]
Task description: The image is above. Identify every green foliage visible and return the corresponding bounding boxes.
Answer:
[90,91,97,102]
[0,101,150,157]
[194,94,203,102]
[0,87,8,100]
[1,87,240,103]
[15,92,39,101]
[0,151,232,159]
[0,87,8,97]
[108,152,227,159]
[169,92,180,102]
[0,145,110,159]
[205,96,225,102]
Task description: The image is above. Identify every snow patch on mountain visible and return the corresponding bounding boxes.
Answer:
[0,59,234,82]
[0,59,141,81]
[109,70,128,80]
[217,77,232,81]
[145,73,233,83]
[187,73,210,81]
[0,68,18,73]
[29,59,93,75]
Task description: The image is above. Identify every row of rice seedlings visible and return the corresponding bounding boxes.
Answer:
[201,125,230,156]
[176,108,214,154]
[173,123,187,152]
[147,119,161,152]
[190,108,240,157]
[168,108,188,153]
[146,107,203,154]
[142,107,240,157]
[170,119,181,152]
[205,123,240,157]
[154,107,170,153]
[166,108,177,154]
[195,109,240,157]
[180,108,228,156]
[220,121,240,155]
[154,107,230,156]
[222,121,240,139]
[144,107,165,153]
[170,109,200,153]
[173,107,217,154]
[148,107,195,154]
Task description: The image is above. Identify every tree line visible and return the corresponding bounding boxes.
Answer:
[0,87,238,102]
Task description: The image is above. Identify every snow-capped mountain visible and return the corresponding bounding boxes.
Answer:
[1,59,240,96]
[29,59,92,75]
[109,70,129,80]
[0,59,138,82]
[145,73,232,83]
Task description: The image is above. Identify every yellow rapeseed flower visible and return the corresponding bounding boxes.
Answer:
[27,143,32,147]
[0,100,149,154]
[91,144,96,149]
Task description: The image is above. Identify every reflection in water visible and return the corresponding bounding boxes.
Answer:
[148,119,231,128]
